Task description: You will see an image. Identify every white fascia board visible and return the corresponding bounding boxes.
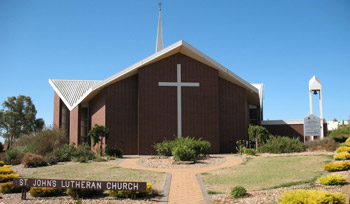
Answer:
[49,79,75,111]
[261,119,304,125]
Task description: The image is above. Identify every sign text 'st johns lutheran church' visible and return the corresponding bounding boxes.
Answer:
[49,5,264,154]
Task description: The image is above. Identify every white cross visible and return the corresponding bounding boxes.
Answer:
[158,64,200,138]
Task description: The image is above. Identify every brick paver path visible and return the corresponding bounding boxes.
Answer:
[119,155,243,204]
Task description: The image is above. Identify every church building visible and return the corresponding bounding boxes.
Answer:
[49,6,263,154]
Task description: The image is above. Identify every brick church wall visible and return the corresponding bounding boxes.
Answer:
[219,78,249,153]
[105,75,138,155]
[138,53,220,154]
[53,92,60,128]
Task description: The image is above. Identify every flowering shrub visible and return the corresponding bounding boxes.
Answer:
[0,165,14,174]
[345,137,350,146]
[29,187,64,197]
[336,146,350,153]
[0,173,19,182]
[318,175,346,186]
[279,189,346,204]
[323,161,350,172]
[0,181,22,193]
[108,183,153,198]
[334,152,350,160]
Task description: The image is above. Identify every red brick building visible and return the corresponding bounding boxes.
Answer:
[49,40,263,154]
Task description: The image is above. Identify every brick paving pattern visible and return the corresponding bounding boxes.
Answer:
[119,155,243,204]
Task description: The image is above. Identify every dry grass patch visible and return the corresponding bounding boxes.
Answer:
[20,160,167,191]
[201,155,331,193]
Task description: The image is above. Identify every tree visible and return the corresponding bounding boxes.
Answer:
[248,125,270,150]
[88,124,109,156]
[0,95,44,149]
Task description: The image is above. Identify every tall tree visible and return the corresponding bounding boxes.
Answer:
[248,125,270,150]
[88,124,109,156]
[0,95,44,149]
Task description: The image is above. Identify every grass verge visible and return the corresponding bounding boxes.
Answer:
[20,160,167,191]
[201,155,331,193]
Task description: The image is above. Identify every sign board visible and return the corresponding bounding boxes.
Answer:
[13,178,147,191]
[304,114,321,136]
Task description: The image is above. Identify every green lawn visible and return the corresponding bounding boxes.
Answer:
[20,161,167,191]
[201,155,332,193]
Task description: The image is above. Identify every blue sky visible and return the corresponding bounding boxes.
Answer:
[0,0,349,127]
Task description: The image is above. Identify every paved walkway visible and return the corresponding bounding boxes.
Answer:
[119,155,243,204]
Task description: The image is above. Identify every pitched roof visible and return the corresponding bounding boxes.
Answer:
[49,40,260,111]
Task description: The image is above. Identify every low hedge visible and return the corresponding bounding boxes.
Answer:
[0,173,19,182]
[29,187,64,197]
[0,165,14,174]
[336,146,350,153]
[66,188,104,198]
[334,152,350,160]
[323,161,350,172]
[21,153,48,168]
[108,183,152,198]
[258,136,306,153]
[279,189,346,204]
[318,175,346,186]
[0,181,22,194]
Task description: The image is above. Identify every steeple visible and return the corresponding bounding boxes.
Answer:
[156,2,163,52]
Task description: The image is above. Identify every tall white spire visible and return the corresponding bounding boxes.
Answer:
[156,2,163,52]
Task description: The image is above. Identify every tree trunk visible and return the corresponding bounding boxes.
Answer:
[100,137,103,157]
[255,137,259,150]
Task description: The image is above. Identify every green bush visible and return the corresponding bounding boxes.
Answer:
[154,140,174,156]
[323,161,350,172]
[329,124,350,142]
[44,156,58,165]
[72,143,95,162]
[29,187,64,197]
[4,147,25,165]
[334,152,350,160]
[231,186,247,198]
[248,125,270,149]
[258,136,306,153]
[49,144,76,162]
[25,128,67,155]
[105,145,123,158]
[66,188,104,198]
[242,148,256,156]
[307,137,339,152]
[279,189,346,204]
[318,175,346,186]
[21,153,48,168]
[154,137,211,161]
[172,145,196,161]
[0,181,22,193]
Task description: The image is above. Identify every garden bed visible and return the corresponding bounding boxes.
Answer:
[138,156,225,169]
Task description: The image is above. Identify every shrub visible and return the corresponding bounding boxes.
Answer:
[172,145,196,162]
[334,152,350,160]
[21,153,47,168]
[248,125,270,149]
[25,128,67,155]
[336,146,350,153]
[231,186,247,198]
[0,181,22,193]
[29,187,64,197]
[0,173,19,182]
[49,144,76,162]
[323,161,350,172]
[66,188,104,198]
[154,137,211,161]
[258,136,306,153]
[4,147,25,165]
[345,137,350,146]
[154,140,175,156]
[242,148,256,156]
[44,156,58,165]
[307,137,339,152]
[0,142,4,152]
[318,175,346,186]
[72,143,95,162]
[329,124,350,142]
[105,145,123,158]
[0,165,14,174]
[0,161,4,167]
[279,189,346,204]
[108,183,152,198]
